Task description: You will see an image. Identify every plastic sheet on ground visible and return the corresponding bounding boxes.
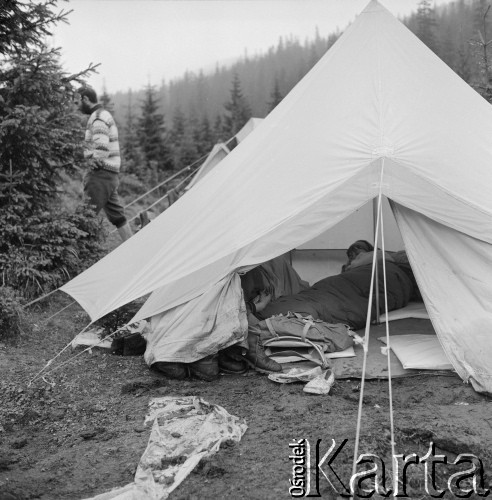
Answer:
[71,328,111,350]
[72,321,149,352]
[85,396,247,500]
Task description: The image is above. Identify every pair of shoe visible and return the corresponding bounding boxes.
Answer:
[218,347,248,374]
[244,333,283,374]
[303,369,335,395]
[152,361,188,379]
[268,366,322,384]
[189,354,219,381]
[152,354,220,382]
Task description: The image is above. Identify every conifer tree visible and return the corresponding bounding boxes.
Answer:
[169,107,187,152]
[416,0,439,53]
[223,72,251,137]
[456,43,472,84]
[121,89,144,179]
[196,115,214,157]
[267,76,283,113]
[472,1,492,101]
[213,114,225,143]
[0,0,104,297]
[169,106,197,170]
[100,84,114,113]
[177,134,199,171]
[185,111,201,164]
[138,83,173,178]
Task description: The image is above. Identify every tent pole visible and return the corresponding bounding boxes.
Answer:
[373,198,380,324]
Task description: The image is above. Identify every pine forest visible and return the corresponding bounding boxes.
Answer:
[110,0,492,177]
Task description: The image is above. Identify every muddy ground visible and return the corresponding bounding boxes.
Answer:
[1,296,492,500]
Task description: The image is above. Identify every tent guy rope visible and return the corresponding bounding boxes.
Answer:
[22,289,58,309]
[109,163,200,234]
[28,323,130,386]
[27,322,92,386]
[122,156,206,210]
[22,159,203,311]
[351,161,396,496]
[379,195,397,493]
[351,191,380,494]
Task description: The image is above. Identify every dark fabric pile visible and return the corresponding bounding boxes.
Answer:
[240,266,274,303]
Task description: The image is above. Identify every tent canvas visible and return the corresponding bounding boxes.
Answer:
[186,143,230,190]
[189,118,404,283]
[186,117,264,190]
[61,0,492,393]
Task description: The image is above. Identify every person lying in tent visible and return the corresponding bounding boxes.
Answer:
[342,240,421,299]
[259,240,416,330]
[147,246,418,381]
[341,239,375,273]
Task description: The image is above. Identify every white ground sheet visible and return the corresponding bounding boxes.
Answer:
[379,301,429,322]
[379,334,454,371]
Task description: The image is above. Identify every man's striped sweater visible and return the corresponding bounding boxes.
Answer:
[84,104,121,173]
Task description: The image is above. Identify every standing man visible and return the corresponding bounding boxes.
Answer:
[75,86,133,242]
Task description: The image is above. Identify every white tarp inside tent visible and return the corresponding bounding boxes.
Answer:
[61,0,492,393]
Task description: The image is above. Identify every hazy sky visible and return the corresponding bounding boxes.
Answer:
[52,0,453,93]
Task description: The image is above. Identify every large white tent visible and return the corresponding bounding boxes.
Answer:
[62,0,492,392]
[187,116,404,282]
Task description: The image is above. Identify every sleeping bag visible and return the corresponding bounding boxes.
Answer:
[260,258,414,330]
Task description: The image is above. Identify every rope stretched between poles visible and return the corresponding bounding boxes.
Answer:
[109,164,200,233]
[144,166,198,212]
[123,155,206,210]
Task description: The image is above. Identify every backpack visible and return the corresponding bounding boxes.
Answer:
[256,312,354,352]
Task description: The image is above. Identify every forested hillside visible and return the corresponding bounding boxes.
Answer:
[109,30,341,178]
[108,0,492,179]
[111,30,339,131]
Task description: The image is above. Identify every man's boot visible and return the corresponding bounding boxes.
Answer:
[244,332,282,374]
[219,348,248,374]
[152,361,188,380]
[189,354,220,381]
[117,222,133,242]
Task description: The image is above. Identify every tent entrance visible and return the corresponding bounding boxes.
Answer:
[289,195,403,284]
